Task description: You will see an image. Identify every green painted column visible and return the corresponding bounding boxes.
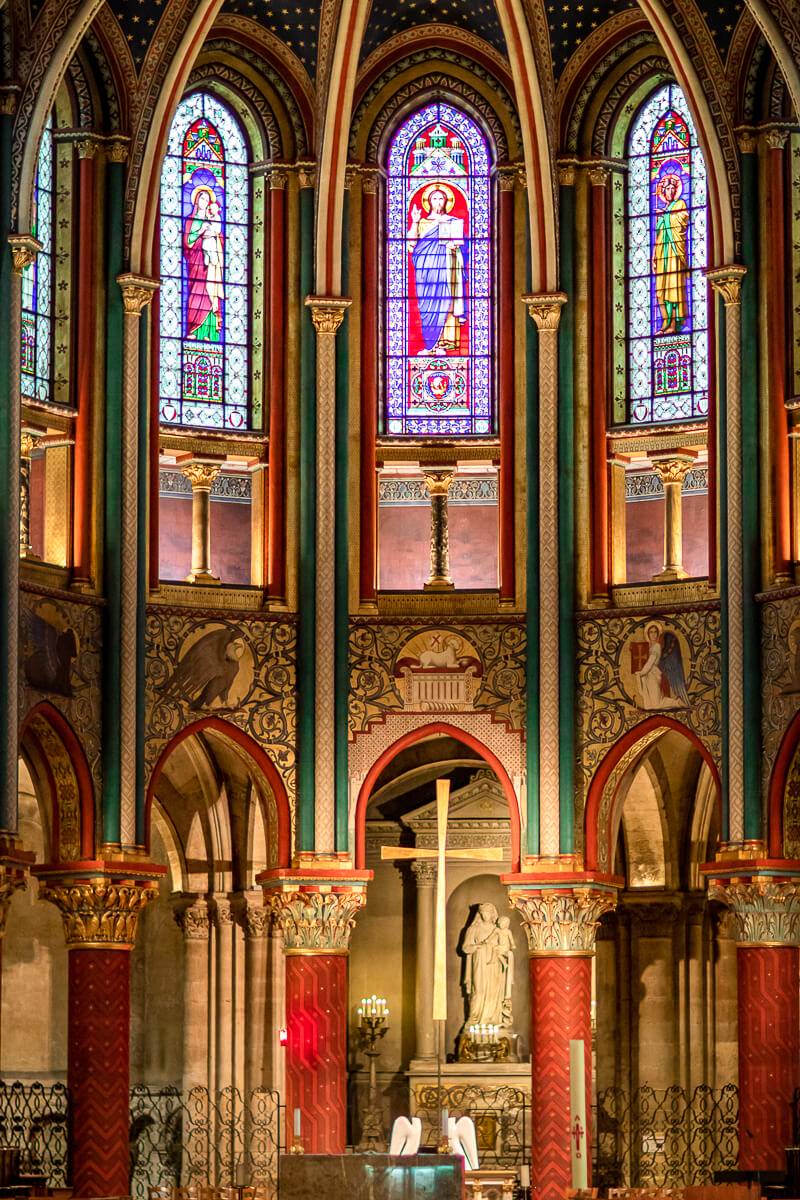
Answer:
[334,191,350,852]
[558,182,576,856]
[136,307,150,846]
[739,149,761,841]
[296,180,316,852]
[717,300,730,842]
[525,240,540,857]
[102,159,125,846]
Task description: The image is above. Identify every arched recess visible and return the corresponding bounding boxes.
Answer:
[145,716,291,870]
[19,701,95,862]
[353,721,521,871]
[743,0,800,123]
[767,709,800,859]
[584,715,721,874]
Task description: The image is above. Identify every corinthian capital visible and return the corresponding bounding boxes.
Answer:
[117,272,159,315]
[173,898,210,940]
[707,875,800,947]
[268,885,367,953]
[706,265,746,307]
[509,885,617,956]
[305,296,352,335]
[38,876,160,948]
[522,292,568,332]
[8,234,42,275]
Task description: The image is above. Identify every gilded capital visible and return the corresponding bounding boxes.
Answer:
[557,163,576,187]
[522,291,568,332]
[268,886,366,953]
[0,89,18,117]
[106,139,129,164]
[737,130,757,155]
[305,295,352,335]
[297,162,317,189]
[423,468,455,497]
[650,452,695,487]
[361,169,381,196]
[117,272,159,315]
[181,460,221,491]
[763,128,789,152]
[707,876,800,947]
[8,234,42,275]
[76,138,100,160]
[267,168,288,191]
[588,165,611,188]
[497,166,518,193]
[38,877,160,948]
[509,886,617,956]
[20,431,39,460]
[706,264,746,307]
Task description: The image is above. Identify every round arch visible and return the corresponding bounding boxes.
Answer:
[766,709,800,859]
[19,701,95,862]
[145,716,292,868]
[353,721,521,871]
[584,715,721,872]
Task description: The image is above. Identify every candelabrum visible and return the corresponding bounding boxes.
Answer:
[459,1022,511,1063]
[356,995,389,1151]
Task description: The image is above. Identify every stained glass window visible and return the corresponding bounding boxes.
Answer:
[159,92,250,429]
[20,115,53,405]
[626,83,708,425]
[384,102,493,437]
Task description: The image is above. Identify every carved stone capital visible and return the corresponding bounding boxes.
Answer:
[588,165,611,188]
[0,88,19,117]
[423,468,455,497]
[650,452,696,488]
[181,460,221,491]
[497,166,519,192]
[763,128,789,152]
[117,272,159,315]
[213,897,234,928]
[509,886,617,956]
[76,138,101,160]
[268,886,367,953]
[106,139,129,164]
[737,130,757,154]
[305,295,351,335]
[707,876,800,947]
[38,877,160,948]
[243,904,271,939]
[0,849,31,937]
[411,859,438,887]
[173,898,210,941]
[522,292,568,332]
[20,431,39,460]
[8,234,42,275]
[557,163,576,187]
[360,168,381,195]
[267,168,288,190]
[706,265,746,307]
[297,162,317,189]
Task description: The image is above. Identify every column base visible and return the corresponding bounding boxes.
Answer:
[185,570,221,585]
[423,578,455,591]
[651,565,688,582]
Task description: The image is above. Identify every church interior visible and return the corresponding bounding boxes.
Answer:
[1,0,799,1197]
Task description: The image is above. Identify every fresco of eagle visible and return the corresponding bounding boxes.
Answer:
[164,626,249,711]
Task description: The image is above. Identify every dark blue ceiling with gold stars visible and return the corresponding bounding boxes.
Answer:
[360,0,507,63]
[547,1,637,77]
[107,0,166,71]
[695,0,744,60]
[223,0,320,75]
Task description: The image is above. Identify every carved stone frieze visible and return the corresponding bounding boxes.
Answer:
[38,878,160,948]
[268,887,367,953]
[707,876,800,947]
[509,887,617,956]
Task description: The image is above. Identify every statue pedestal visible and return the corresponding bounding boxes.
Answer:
[407,1061,530,1163]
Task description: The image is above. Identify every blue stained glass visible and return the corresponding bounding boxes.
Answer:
[159,92,250,430]
[626,83,708,425]
[383,102,494,437]
[21,115,53,405]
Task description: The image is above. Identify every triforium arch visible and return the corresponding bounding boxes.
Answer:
[353,721,522,871]
[19,701,95,863]
[767,710,800,859]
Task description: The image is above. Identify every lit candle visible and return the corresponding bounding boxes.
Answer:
[441,1108,449,1136]
[293,1108,301,1138]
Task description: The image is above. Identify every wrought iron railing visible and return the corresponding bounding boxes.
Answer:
[129,1086,281,1200]
[0,1081,69,1186]
[594,1084,739,1188]
[413,1083,527,1166]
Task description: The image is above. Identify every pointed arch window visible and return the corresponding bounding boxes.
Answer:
[625,83,708,425]
[384,101,493,437]
[21,115,53,405]
[159,92,251,430]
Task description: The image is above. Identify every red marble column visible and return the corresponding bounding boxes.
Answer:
[530,955,592,1200]
[498,170,516,602]
[359,175,379,603]
[268,173,287,600]
[72,142,98,586]
[737,945,800,1170]
[285,952,348,1152]
[589,168,610,600]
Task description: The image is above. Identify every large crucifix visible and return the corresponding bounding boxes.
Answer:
[382,777,503,1142]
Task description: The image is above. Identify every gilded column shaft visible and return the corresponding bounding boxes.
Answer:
[182,460,221,584]
[305,297,351,855]
[651,453,695,581]
[116,274,158,847]
[523,294,567,857]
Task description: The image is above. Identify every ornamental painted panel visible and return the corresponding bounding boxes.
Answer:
[159,92,251,430]
[626,84,708,425]
[761,595,800,855]
[384,103,493,437]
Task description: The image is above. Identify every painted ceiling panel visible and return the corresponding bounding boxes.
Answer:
[107,0,166,71]
[547,1,638,78]
[223,0,321,76]
[695,0,744,60]
[360,0,508,62]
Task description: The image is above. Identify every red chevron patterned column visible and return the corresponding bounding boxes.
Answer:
[261,866,371,1154]
[508,880,618,1200]
[706,871,800,1172]
[35,866,163,1197]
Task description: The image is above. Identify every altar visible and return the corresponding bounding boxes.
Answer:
[407,1061,531,1164]
[279,1155,465,1200]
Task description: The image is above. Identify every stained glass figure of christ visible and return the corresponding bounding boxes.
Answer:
[385,103,493,437]
[626,83,708,425]
[159,92,250,429]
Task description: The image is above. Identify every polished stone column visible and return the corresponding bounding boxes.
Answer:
[173,897,211,1093]
[651,452,696,581]
[182,460,221,584]
[412,859,437,1061]
[707,873,800,1171]
[242,894,270,1095]
[37,868,162,1197]
[263,871,369,1153]
[509,882,617,1200]
[214,896,235,1095]
[423,468,455,590]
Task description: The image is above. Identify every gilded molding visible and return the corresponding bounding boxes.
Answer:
[38,878,160,949]
[707,877,800,947]
[509,887,618,956]
[268,887,367,953]
[117,273,159,315]
[8,234,42,275]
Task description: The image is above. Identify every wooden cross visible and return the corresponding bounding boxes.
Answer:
[381,777,503,1022]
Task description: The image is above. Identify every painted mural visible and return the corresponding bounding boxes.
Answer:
[761,593,800,855]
